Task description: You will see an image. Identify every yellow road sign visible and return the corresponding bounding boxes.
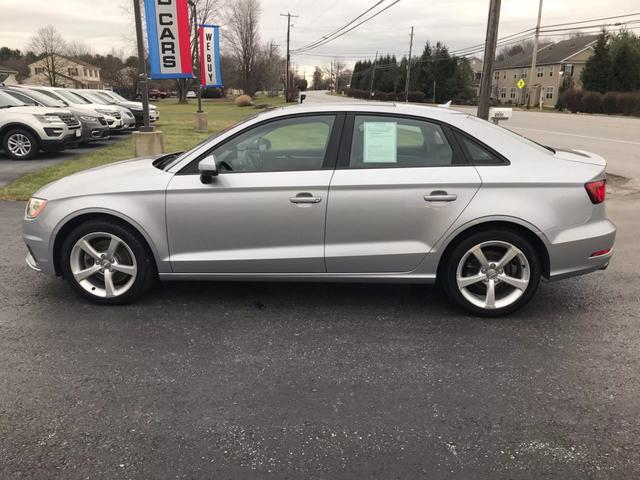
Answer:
[517,78,526,89]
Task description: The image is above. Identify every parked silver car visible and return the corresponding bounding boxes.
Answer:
[22,103,615,316]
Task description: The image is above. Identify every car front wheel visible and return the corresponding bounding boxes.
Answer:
[60,219,155,304]
[3,128,39,160]
[441,229,541,317]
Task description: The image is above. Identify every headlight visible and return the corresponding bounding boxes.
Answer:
[33,114,62,124]
[95,109,116,116]
[79,115,100,122]
[25,197,48,219]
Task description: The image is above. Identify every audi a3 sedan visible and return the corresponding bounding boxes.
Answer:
[22,103,615,316]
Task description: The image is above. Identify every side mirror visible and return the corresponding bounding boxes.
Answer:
[198,154,218,184]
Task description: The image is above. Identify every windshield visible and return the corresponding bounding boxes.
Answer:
[108,91,128,102]
[11,88,66,108]
[75,91,110,105]
[94,91,118,103]
[0,90,27,108]
[55,89,91,104]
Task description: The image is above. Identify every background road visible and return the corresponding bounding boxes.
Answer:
[1,191,639,478]
[304,90,640,187]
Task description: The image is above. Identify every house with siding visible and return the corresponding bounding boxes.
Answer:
[25,55,103,88]
[0,65,19,85]
[491,35,597,106]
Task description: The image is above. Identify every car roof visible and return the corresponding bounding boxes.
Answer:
[257,102,469,123]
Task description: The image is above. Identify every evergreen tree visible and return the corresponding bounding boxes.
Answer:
[581,30,611,93]
[609,30,640,91]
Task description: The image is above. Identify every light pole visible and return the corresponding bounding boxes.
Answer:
[188,0,203,113]
[133,0,152,132]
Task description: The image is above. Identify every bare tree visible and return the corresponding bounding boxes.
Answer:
[66,40,93,59]
[28,25,67,86]
[254,40,284,92]
[324,58,346,92]
[224,0,261,96]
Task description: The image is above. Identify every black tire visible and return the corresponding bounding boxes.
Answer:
[440,228,541,317]
[59,219,156,305]
[2,128,39,160]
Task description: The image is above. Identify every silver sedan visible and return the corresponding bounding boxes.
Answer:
[22,103,615,316]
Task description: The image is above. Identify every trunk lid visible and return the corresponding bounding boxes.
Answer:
[553,148,607,167]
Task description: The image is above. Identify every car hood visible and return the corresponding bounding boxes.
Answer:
[36,156,172,201]
[553,148,607,167]
[3,105,64,115]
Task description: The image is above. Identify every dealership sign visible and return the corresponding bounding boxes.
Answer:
[199,25,222,87]
[144,0,193,79]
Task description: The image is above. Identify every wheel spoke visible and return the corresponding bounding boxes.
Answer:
[106,237,121,258]
[498,273,528,291]
[471,246,489,267]
[457,273,485,288]
[78,239,101,261]
[485,279,496,309]
[497,246,519,269]
[104,270,116,297]
[73,264,101,281]
[111,263,136,276]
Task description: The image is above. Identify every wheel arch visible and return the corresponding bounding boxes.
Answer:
[1,123,41,144]
[436,218,551,280]
[51,210,161,277]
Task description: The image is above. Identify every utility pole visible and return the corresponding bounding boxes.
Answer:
[369,51,378,99]
[526,0,543,109]
[280,12,298,102]
[404,26,414,102]
[133,0,152,132]
[477,0,501,120]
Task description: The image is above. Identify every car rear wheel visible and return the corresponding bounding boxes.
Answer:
[60,220,155,304]
[441,229,541,317]
[3,128,39,160]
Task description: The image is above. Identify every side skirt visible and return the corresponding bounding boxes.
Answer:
[158,272,437,284]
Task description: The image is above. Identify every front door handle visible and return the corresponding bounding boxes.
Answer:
[424,191,457,202]
[290,193,322,204]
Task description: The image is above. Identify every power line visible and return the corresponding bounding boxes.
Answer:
[293,0,387,52]
[292,0,402,53]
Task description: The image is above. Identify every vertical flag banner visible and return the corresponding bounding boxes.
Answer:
[144,0,193,79]
[199,25,223,87]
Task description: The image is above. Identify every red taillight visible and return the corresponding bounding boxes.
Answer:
[585,179,606,204]
[590,248,611,258]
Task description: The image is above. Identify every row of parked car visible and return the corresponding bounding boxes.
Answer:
[0,85,160,160]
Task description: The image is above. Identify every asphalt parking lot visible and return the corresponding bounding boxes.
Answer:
[1,190,639,478]
[0,133,129,187]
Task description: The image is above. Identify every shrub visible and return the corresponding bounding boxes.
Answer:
[563,89,583,113]
[616,92,638,116]
[407,91,426,103]
[581,91,603,113]
[201,87,224,99]
[234,94,253,107]
[602,92,620,114]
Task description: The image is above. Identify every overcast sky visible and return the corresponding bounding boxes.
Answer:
[1,0,635,79]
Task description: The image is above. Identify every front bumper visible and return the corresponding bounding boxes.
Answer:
[79,119,110,142]
[40,132,79,152]
[547,218,616,280]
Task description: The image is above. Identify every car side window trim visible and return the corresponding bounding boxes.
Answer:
[450,128,511,166]
[177,112,345,175]
[336,112,468,170]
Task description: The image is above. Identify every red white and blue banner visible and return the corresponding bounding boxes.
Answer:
[199,24,222,88]
[144,0,193,79]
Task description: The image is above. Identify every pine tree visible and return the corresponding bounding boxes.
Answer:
[609,30,640,91]
[581,30,611,93]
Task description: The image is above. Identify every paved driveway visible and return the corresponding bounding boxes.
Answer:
[1,192,639,478]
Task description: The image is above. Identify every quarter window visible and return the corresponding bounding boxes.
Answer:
[348,115,456,168]
[211,115,335,173]
[457,135,505,166]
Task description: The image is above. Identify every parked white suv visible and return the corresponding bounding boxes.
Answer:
[0,90,80,160]
[26,86,125,131]
[71,90,136,130]
[88,89,160,126]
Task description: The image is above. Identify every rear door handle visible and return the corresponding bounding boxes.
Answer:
[424,191,457,202]
[290,193,322,204]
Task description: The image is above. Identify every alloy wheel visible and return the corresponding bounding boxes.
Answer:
[7,133,32,158]
[69,232,137,298]
[455,240,530,310]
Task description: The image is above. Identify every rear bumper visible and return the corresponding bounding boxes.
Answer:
[547,218,616,280]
